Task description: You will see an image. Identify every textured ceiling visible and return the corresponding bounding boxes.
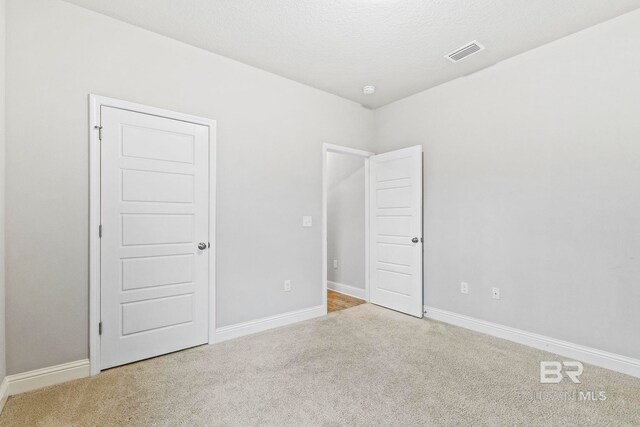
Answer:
[63,0,640,108]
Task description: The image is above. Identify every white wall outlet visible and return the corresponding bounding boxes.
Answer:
[284,280,292,292]
[460,281,469,294]
[333,260,338,269]
[492,287,500,300]
[302,216,313,227]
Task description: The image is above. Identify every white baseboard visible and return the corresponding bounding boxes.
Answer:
[424,306,640,379]
[0,377,8,414]
[5,359,90,397]
[215,304,326,343]
[327,281,366,300]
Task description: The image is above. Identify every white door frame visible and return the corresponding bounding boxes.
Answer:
[322,143,374,314]
[89,94,217,375]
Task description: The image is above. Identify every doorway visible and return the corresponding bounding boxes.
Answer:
[322,144,424,317]
[322,144,373,313]
[89,95,217,374]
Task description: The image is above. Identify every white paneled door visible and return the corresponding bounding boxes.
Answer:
[369,146,423,317]
[100,106,210,369]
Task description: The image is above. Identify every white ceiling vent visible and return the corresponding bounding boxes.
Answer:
[445,41,485,63]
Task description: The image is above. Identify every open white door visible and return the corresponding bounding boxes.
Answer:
[100,106,210,369]
[369,145,423,317]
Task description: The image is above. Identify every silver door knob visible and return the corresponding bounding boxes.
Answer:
[412,237,419,243]
[198,242,207,250]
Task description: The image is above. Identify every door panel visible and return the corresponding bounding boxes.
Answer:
[121,170,194,203]
[121,124,195,163]
[121,294,194,335]
[369,146,423,317]
[100,106,209,369]
[121,214,194,245]
[121,254,194,290]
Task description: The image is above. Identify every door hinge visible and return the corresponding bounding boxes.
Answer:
[94,125,103,141]
[99,225,102,238]
[99,322,102,335]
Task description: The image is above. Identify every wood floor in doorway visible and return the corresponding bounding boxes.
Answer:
[327,289,366,313]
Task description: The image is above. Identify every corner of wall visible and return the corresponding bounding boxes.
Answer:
[0,0,7,390]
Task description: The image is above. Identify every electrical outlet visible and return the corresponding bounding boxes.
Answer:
[284,280,292,292]
[302,216,313,227]
[460,282,469,294]
[333,260,338,269]
[492,287,500,300]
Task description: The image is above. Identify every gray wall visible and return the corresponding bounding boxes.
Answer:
[374,9,640,359]
[0,0,6,383]
[327,152,365,290]
[5,0,374,374]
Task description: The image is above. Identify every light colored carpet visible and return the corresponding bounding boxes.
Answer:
[1,304,639,426]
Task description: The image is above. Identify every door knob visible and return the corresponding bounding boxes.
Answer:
[412,237,420,243]
[198,242,207,250]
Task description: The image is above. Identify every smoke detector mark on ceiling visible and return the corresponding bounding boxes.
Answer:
[362,85,376,95]
[446,41,485,63]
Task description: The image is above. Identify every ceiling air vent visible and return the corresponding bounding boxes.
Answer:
[445,41,485,63]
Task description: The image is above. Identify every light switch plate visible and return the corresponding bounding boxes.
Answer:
[302,216,312,227]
